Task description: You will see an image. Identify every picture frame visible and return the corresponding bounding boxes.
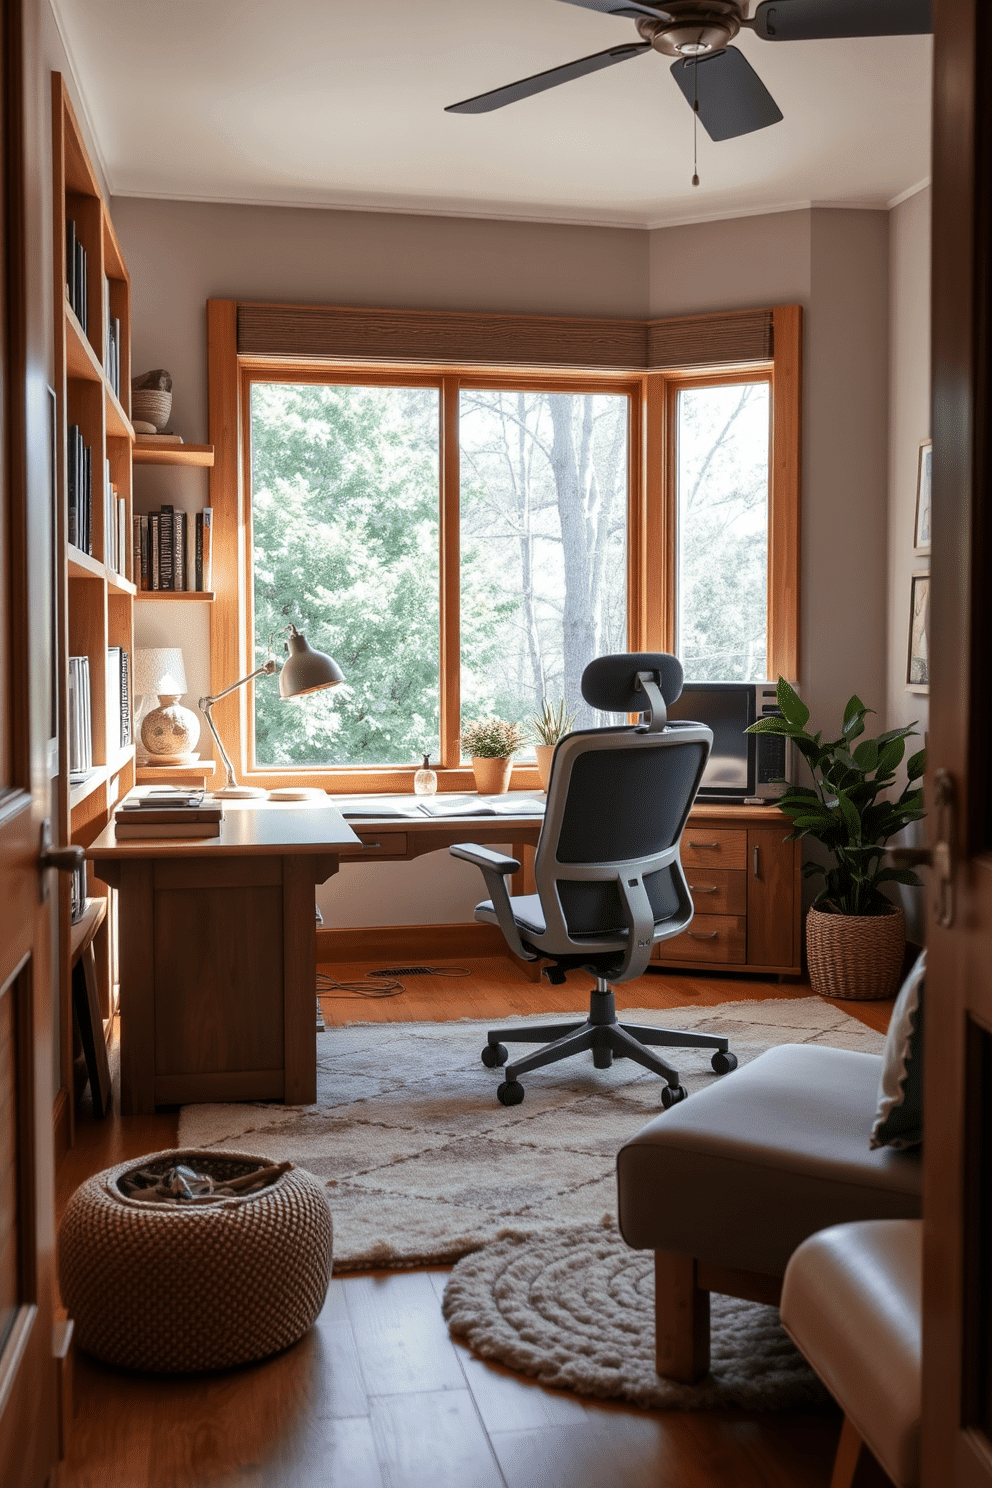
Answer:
[914,439,932,553]
[906,571,930,693]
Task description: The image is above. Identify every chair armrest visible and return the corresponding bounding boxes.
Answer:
[449,843,520,876]
[448,843,536,963]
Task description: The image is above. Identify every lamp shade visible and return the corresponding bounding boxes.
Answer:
[278,629,344,699]
[134,646,188,697]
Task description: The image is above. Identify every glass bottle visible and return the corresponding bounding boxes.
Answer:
[414,754,438,796]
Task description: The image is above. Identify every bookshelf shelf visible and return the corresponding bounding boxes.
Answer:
[133,443,214,468]
[105,385,134,441]
[65,307,102,383]
[67,545,103,581]
[136,762,215,784]
[107,571,136,598]
[135,590,215,603]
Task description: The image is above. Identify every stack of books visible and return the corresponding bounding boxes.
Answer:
[67,424,92,554]
[67,655,92,778]
[103,459,127,576]
[65,220,87,330]
[133,506,212,592]
[103,278,121,399]
[114,789,223,840]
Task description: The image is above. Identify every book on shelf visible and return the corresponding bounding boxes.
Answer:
[67,424,93,555]
[149,512,160,590]
[200,507,212,590]
[107,646,131,750]
[67,655,92,774]
[117,497,127,581]
[159,503,174,590]
[173,509,186,591]
[133,514,148,591]
[69,859,87,924]
[66,221,87,330]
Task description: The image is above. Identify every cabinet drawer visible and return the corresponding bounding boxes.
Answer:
[337,832,408,858]
[653,915,747,965]
[680,829,747,871]
[682,868,747,916]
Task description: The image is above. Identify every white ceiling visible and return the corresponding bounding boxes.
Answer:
[53,0,932,230]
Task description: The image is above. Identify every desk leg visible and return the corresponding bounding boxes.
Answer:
[283,855,325,1105]
[118,861,156,1117]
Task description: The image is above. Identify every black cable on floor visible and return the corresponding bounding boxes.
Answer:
[316,966,472,999]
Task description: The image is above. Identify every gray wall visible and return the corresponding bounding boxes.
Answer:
[110,192,911,928]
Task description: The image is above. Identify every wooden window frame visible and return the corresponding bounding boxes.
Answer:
[207,300,800,794]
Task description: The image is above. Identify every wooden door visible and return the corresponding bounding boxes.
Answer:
[0,2,62,1484]
[922,1,992,1483]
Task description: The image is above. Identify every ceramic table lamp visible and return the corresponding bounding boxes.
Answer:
[134,647,201,765]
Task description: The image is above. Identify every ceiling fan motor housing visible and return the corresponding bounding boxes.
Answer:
[637,0,744,57]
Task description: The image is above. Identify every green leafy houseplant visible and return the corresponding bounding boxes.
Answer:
[530,697,576,747]
[459,717,527,760]
[747,679,927,917]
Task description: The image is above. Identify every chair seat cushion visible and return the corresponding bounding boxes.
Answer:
[781,1220,921,1487]
[476,894,546,937]
[616,1044,921,1276]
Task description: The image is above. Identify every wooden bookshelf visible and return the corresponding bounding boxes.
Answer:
[52,73,135,1148]
[134,590,215,603]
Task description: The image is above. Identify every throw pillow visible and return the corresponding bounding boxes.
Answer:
[870,948,925,1150]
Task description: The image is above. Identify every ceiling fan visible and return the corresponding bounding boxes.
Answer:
[445,0,932,144]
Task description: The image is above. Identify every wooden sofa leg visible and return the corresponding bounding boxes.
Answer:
[830,1415,864,1488]
[654,1251,710,1382]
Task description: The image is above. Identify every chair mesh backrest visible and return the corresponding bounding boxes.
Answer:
[534,727,710,939]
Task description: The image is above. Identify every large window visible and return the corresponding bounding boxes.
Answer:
[213,299,800,790]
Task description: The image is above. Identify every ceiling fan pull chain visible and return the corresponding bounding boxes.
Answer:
[692,62,700,187]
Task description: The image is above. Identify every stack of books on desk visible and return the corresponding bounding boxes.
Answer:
[114,790,223,839]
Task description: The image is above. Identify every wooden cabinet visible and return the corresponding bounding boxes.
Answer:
[52,74,136,1151]
[652,805,802,977]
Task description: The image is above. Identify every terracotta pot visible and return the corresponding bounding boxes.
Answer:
[805,902,906,1001]
[534,744,556,793]
[472,755,513,794]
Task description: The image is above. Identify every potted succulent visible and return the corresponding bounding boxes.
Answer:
[747,679,926,1000]
[460,716,527,795]
[530,697,577,791]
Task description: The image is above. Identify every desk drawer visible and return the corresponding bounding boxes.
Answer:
[680,829,746,871]
[682,868,746,916]
[653,915,746,965]
[338,832,408,858]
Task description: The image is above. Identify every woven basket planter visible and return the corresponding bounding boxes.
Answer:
[58,1149,332,1372]
[130,387,172,430]
[805,903,906,1001]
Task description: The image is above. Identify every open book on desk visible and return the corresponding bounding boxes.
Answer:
[336,793,545,820]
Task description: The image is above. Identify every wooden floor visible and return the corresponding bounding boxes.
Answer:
[58,957,895,1488]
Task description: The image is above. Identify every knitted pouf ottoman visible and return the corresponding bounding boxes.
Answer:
[58,1149,332,1372]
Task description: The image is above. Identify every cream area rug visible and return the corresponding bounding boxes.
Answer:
[442,1224,830,1412]
[178,998,884,1272]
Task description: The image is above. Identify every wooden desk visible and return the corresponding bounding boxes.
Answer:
[87,801,360,1115]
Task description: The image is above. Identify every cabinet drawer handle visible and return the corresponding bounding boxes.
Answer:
[362,841,382,849]
[688,931,718,940]
[688,884,718,894]
[753,847,760,876]
[687,841,719,850]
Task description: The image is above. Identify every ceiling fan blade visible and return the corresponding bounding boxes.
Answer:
[446,42,651,114]
[670,48,783,141]
[751,0,931,40]
[554,0,673,18]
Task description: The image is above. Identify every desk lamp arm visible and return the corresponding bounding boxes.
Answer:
[199,660,276,793]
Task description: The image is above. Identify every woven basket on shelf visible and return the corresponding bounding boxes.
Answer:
[130,387,172,430]
[805,903,906,1001]
[58,1148,332,1372]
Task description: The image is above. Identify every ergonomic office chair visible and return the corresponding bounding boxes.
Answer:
[450,652,738,1107]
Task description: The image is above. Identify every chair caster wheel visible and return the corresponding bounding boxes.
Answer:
[711,1050,738,1075]
[497,1080,525,1107]
[661,1083,688,1109]
[482,1043,508,1068]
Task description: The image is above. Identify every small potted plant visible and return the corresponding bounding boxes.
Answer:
[530,697,577,792]
[459,716,527,795]
[747,679,926,1000]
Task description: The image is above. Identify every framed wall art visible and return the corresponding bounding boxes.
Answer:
[907,571,930,693]
[914,439,932,553]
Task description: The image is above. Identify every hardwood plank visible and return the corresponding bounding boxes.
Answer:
[344,1271,467,1396]
[450,1335,588,1433]
[368,1390,504,1488]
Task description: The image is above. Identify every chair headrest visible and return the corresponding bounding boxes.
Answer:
[581,653,683,730]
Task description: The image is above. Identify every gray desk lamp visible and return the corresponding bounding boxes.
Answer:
[199,624,344,798]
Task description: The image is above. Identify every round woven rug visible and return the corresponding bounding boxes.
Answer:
[442,1222,831,1411]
